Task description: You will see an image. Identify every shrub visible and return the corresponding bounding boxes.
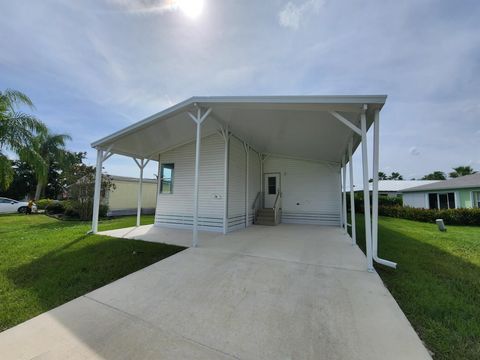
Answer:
[36,199,52,210]
[63,199,109,220]
[378,206,480,226]
[45,201,65,215]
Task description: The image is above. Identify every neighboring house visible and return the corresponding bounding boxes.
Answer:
[90,95,399,271]
[403,173,480,209]
[106,175,157,216]
[352,180,441,197]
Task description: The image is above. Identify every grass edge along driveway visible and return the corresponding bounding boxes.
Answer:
[0,214,185,332]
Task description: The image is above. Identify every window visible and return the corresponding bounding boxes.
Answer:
[473,191,480,208]
[428,192,456,209]
[268,176,277,195]
[160,163,174,194]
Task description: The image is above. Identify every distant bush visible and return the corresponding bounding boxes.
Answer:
[45,201,65,215]
[353,193,402,212]
[63,200,108,220]
[36,199,52,210]
[378,206,480,226]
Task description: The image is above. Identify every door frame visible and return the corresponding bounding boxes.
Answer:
[263,172,281,208]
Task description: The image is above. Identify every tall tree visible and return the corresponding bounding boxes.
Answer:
[422,171,446,180]
[449,166,476,178]
[21,131,72,200]
[0,89,46,190]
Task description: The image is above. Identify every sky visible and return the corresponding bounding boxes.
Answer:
[1,0,479,182]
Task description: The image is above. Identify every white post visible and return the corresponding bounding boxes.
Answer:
[188,107,211,247]
[244,143,249,227]
[137,159,144,227]
[223,126,229,234]
[91,149,103,233]
[360,106,374,272]
[372,109,397,269]
[348,139,356,246]
[193,118,201,247]
[338,167,344,228]
[342,155,347,233]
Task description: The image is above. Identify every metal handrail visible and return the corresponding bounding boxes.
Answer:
[272,191,281,210]
[273,191,282,224]
[252,191,261,210]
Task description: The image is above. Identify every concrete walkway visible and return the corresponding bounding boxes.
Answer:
[0,224,431,359]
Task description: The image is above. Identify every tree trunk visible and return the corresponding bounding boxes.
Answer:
[34,182,43,201]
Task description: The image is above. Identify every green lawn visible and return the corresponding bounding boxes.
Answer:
[352,215,480,360]
[0,214,185,332]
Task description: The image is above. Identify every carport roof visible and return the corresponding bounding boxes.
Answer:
[91,95,387,163]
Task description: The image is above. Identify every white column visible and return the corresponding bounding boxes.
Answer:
[348,139,356,246]
[342,155,347,233]
[360,106,374,272]
[244,143,249,227]
[136,159,144,227]
[338,167,344,228]
[91,149,103,233]
[193,119,201,247]
[223,127,229,234]
[372,109,397,268]
[188,108,211,247]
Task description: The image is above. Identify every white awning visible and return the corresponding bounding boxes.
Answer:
[91,95,386,163]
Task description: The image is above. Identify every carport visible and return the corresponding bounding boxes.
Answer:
[90,95,397,272]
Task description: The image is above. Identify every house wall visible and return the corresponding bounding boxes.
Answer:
[458,188,480,208]
[227,137,246,230]
[263,156,341,225]
[403,192,427,208]
[155,133,225,231]
[107,179,157,216]
[248,147,261,225]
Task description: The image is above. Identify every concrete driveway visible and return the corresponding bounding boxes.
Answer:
[0,224,431,359]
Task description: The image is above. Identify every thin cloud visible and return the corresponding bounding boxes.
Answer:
[278,0,325,30]
[409,146,420,156]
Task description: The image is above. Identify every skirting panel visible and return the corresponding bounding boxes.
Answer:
[155,213,223,231]
[228,214,246,232]
[281,211,340,226]
[108,208,155,217]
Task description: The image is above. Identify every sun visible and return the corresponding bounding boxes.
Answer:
[177,0,204,19]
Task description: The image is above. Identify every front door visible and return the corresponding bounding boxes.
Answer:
[264,173,281,208]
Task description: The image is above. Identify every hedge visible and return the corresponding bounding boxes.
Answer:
[378,206,480,226]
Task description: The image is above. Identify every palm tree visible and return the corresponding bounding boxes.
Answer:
[449,166,476,178]
[21,131,72,200]
[0,89,47,190]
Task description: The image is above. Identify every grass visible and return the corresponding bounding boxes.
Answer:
[0,214,185,332]
[352,214,480,360]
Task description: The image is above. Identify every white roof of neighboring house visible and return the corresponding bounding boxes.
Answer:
[351,180,441,192]
[91,95,387,164]
[403,173,480,192]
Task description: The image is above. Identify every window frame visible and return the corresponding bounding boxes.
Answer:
[159,163,174,194]
[428,192,456,209]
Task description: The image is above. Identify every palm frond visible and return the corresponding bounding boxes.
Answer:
[2,89,35,111]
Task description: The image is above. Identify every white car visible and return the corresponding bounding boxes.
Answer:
[0,197,37,214]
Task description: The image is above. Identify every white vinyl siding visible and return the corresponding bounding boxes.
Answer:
[402,192,427,208]
[227,137,246,230]
[155,133,225,231]
[263,156,340,225]
[248,148,261,225]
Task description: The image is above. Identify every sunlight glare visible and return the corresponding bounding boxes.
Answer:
[177,0,204,19]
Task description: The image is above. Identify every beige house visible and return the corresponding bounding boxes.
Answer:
[106,175,157,216]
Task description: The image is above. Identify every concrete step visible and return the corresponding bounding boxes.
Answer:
[255,218,276,226]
